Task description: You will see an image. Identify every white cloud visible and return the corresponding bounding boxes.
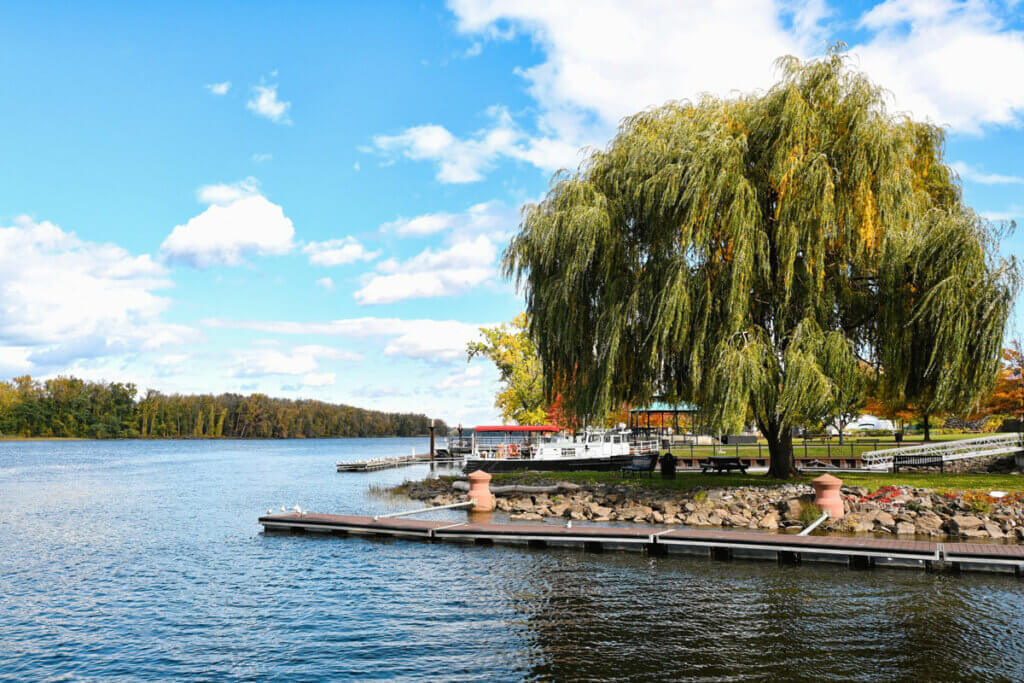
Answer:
[195,177,261,206]
[204,317,490,363]
[302,371,336,387]
[437,365,483,389]
[205,81,231,95]
[315,277,335,290]
[251,152,272,163]
[161,192,295,268]
[232,344,361,377]
[374,1,1024,183]
[0,217,194,373]
[381,200,517,239]
[247,83,291,124]
[950,161,1024,185]
[303,237,379,266]
[355,235,497,304]
[373,107,533,182]
[853,0,1024,133]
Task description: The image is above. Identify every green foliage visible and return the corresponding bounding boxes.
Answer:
[504,48,1018,477]
[798,501,823,527]
[0,375,444,439]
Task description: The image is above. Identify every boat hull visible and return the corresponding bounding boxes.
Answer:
[463,454,637,473]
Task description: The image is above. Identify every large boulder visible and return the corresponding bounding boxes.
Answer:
[758,512,779,530]
[895,521,915,535]
[780,498,804,521]
[946,515,984,535]
[915,512,944,536]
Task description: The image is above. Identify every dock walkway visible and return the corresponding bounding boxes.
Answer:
[259,512,1024,576]
[336,455,462,472]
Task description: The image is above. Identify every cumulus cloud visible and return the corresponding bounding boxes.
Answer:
[302,371,336,387]
[232,344,361,378]
[205,317,490,363]
[437,365,483,389]
[247,82,291,124]
[315,277,335,290]
[162,183,295,267]
[195,177,262,206]
[251,152,272,163]
[303,237,379,266]
[205,81,231,95]
[950,161,1024,185]
[376,1,1024,182]
[355,235,497,305]
[381,200,517,239]
[0,217,194,372]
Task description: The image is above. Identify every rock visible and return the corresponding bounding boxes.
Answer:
[510,512,543,521]
[652,511,665,523]
[895,521,915,535]
[549,502,570,517]
[569,510,586,521]
[915,512,944,536]
[726,513,747,527]
[875,511,895,527]
[983,522,1004,539]
[946,515,984,535]
[1014,528,1024,541]
[962,528,989,538]
[758,512,779,530]
[780,498,804,521]
[664,515,680,525]
[587,502,612,518]
[685,512,709,526]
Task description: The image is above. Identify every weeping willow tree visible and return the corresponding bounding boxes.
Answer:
[504,49,1018,478]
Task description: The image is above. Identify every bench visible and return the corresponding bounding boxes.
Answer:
[621,454,658,477]
[893,454,944,473]
[700,456,748,474]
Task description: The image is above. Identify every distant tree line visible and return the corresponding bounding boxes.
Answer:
[0,375,446,439]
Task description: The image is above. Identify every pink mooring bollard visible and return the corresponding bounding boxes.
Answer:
[812,473,844,519]
[467,469,495,512]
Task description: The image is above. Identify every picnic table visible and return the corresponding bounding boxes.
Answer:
[700,456,748,474]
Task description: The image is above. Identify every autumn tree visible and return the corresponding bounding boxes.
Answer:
[974,343,1024,418]
[467,314,549,424]
[505,48,1018,477]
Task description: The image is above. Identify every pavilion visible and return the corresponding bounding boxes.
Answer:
[628,399,703,436]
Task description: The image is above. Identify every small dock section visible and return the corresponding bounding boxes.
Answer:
[336,454,463,472]
[259,512,1024,576]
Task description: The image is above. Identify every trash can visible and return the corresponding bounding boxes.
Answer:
[660,452,676,479]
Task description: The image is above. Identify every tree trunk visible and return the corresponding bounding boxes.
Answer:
[922,413,931,442]
[762,419,797,478]
[837,420,845,445]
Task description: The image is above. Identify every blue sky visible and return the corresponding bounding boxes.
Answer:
[1,0,1022,425]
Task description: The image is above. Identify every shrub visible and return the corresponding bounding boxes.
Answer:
[798,501,823,527]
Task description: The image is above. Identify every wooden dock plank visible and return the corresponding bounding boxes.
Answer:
[258,513,1024,574]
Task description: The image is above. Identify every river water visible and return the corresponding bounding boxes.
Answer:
[1,438,1022,681]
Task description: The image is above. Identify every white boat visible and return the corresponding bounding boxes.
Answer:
[463,424,660,473]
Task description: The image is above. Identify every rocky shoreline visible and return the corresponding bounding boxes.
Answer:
[395,477,1024,541]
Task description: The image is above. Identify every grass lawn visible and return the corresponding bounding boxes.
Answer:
[492,470,1024,494]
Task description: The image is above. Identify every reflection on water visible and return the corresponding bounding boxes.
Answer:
[1,438,1022,681]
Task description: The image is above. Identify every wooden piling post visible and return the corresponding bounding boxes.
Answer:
[429,420,435,461]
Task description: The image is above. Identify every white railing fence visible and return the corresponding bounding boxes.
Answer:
[861,433,1024,470]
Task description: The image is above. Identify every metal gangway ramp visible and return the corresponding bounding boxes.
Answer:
[861,433,1024,471]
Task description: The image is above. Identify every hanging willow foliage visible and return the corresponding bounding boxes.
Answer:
[504,49,1019,477]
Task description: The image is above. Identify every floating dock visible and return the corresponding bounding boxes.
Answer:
[336,454,462,472]
[259,512,1024,576]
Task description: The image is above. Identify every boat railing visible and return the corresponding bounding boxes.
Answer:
[630,439,660,456]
